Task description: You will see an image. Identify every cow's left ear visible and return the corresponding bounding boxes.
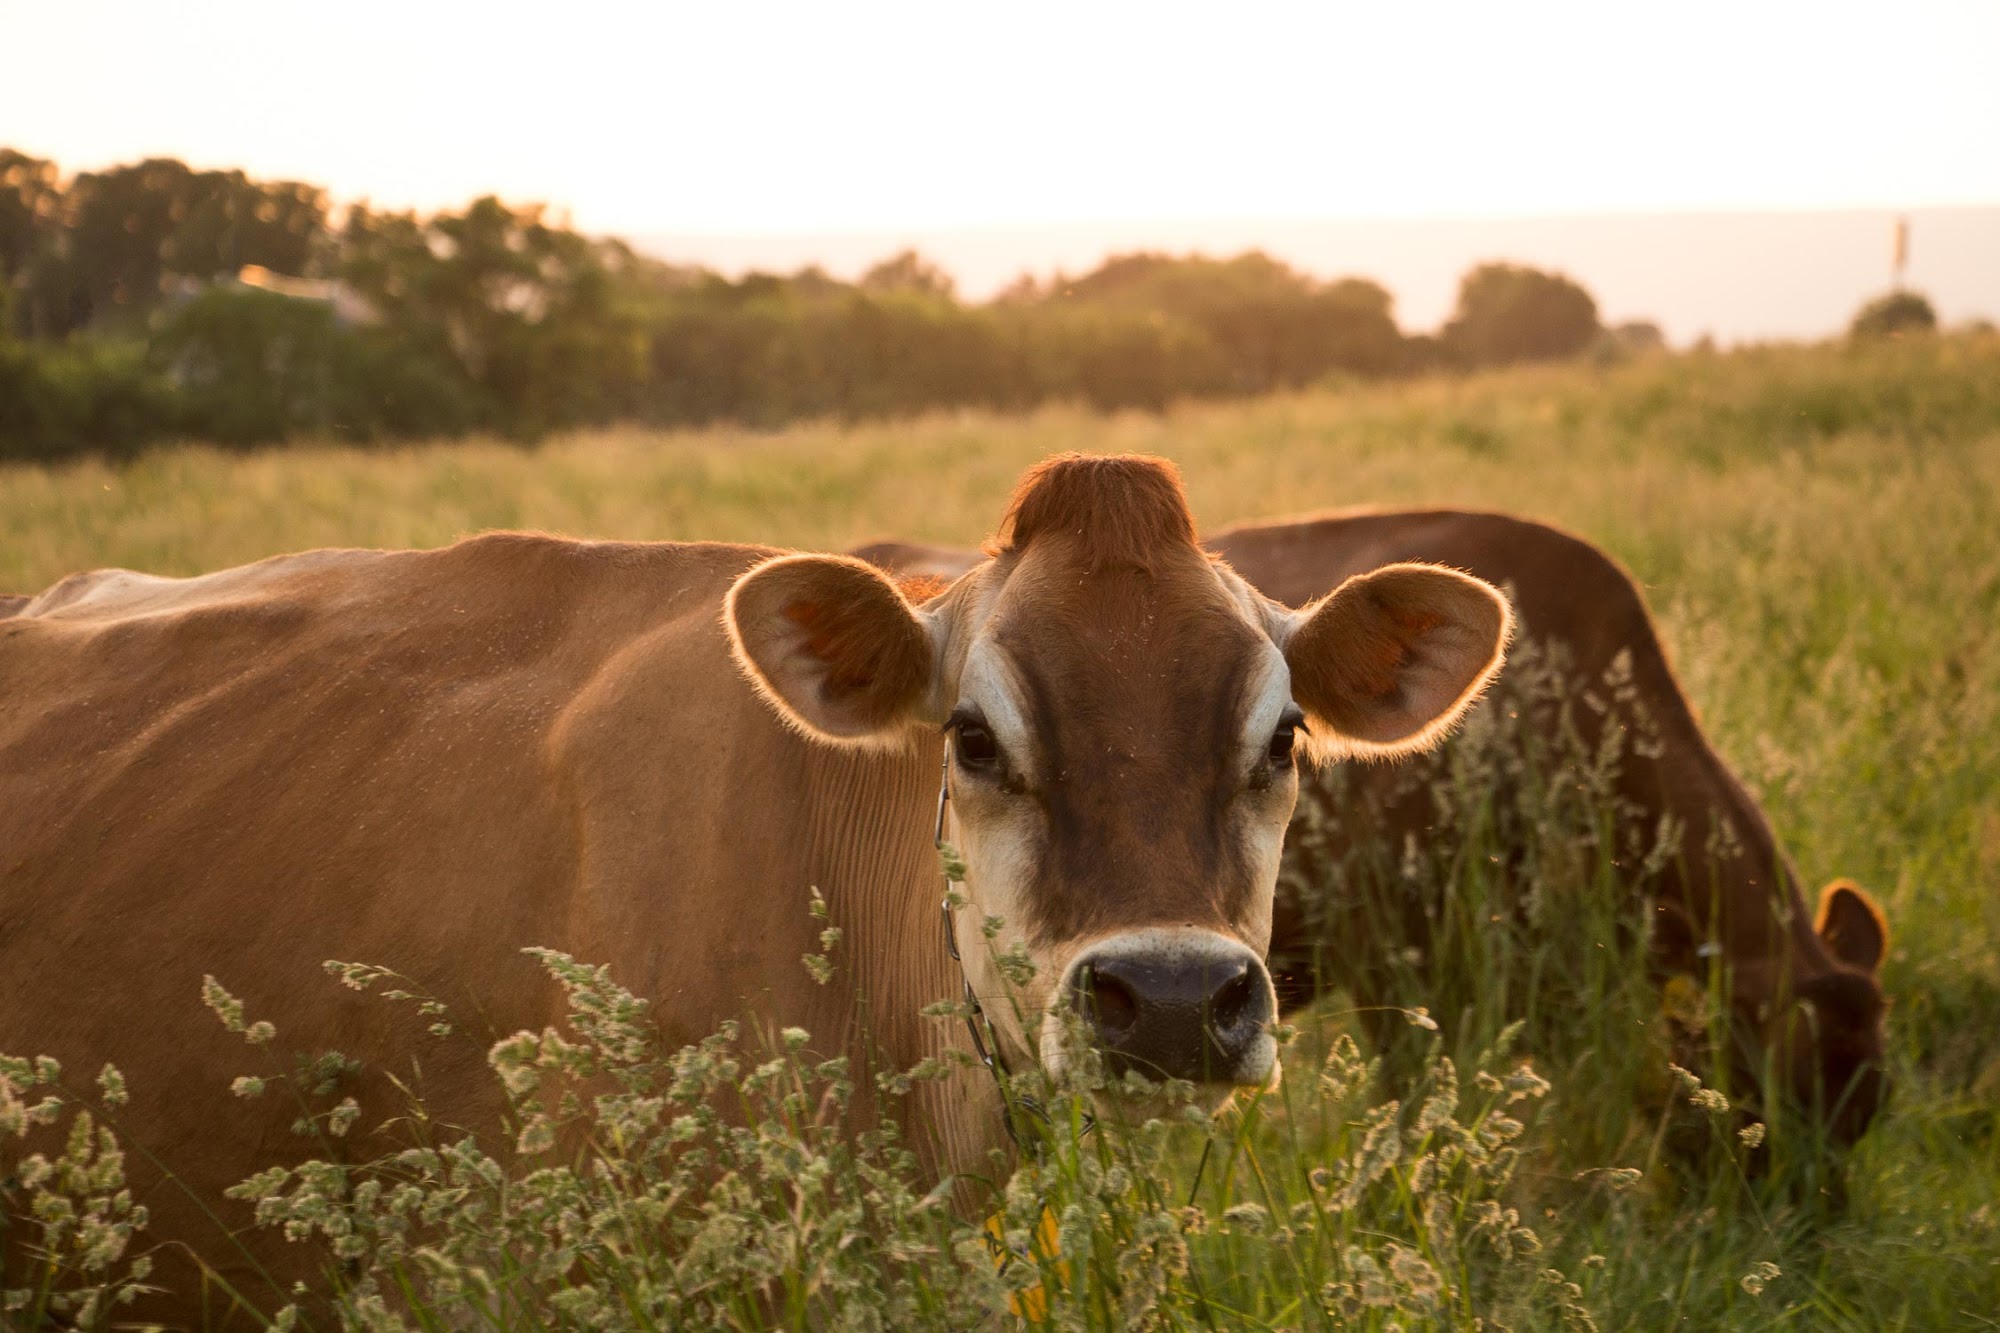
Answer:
[726,554,940,745]
[1276,562,1511,760]
[1816,879,1889,974]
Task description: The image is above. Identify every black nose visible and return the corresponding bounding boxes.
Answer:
[1070,949,1274,1083]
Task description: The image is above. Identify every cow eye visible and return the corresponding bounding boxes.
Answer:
[954,720,1000,769]
[1268,707,1305,767]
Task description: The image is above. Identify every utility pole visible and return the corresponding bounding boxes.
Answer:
[1892,216,1909,293]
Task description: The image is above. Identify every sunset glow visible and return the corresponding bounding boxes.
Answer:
[6,0,1997,234]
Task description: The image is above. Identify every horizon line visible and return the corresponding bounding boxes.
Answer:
[624,199,2000,244]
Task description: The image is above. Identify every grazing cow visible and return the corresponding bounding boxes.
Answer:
[856,509,1891,1145]
[0,456,1509,1324]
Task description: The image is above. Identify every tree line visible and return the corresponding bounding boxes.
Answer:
[1,149,1611,459]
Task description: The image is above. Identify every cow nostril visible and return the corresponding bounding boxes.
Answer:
[1077,966,1141,1040]
[1208,968,1259,1040]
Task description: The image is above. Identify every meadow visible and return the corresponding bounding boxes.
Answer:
[3,334,1998,1329]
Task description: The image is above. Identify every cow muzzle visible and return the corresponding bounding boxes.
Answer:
[1055,929,1277,1088]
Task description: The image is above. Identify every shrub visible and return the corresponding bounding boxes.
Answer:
[1443,263,1601,368]
[0,335,173,461]
[148,287,487,446]
[150,286,346,445]
[1849,290,1937,340]
[1029,303,1227,412]
[1060,253,1405,392]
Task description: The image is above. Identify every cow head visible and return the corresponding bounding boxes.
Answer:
[726,455,1511,1108]
[1773,880,1891,1144]
[1682,876,1890,1146]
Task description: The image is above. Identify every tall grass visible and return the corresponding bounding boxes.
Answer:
[4,333,1998,1327]
[3,912,1613,1329]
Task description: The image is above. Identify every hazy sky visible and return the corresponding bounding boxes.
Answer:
[5,0,1998,234]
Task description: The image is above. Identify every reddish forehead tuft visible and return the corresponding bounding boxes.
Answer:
[991,453,1199,572]
[895,573,953,604]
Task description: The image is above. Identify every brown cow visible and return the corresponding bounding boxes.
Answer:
[0,456,1509,1325]
[856,508,1891,1145]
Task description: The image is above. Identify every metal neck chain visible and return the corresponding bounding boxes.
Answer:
[934,739,1068,1149]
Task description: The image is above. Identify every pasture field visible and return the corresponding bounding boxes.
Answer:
[3,334,1998,1328]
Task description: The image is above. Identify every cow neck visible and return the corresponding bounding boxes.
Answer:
[934,738,1092,1149]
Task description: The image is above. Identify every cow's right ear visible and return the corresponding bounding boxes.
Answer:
[1816,879,1889,974]
[1276,562,1511,761]
[725,554,940,745]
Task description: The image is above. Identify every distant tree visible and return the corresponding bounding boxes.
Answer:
[56,158,193,327]
[33,157,329,334]
[148,282,482,444]
[0,150,62,330]
[149,285,340,443]
[1443,262,1600,367]
[0,331,173,460]
[1593,320,1667,363]
[14,149,1585,452]
[860,249,955,299]
[785,264,850,300]
[337,197,645,433]
[1849,290,1936,339]
[991,272,1044,304]
[1059,251,1405,390]
[160,172,327,280]
[1315,277,1406,377]
[1062,251,1177,300]
[1028,301,1224,411]
[1397,332,1451,374]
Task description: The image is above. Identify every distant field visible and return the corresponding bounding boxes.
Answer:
[5,335,1998,1327]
